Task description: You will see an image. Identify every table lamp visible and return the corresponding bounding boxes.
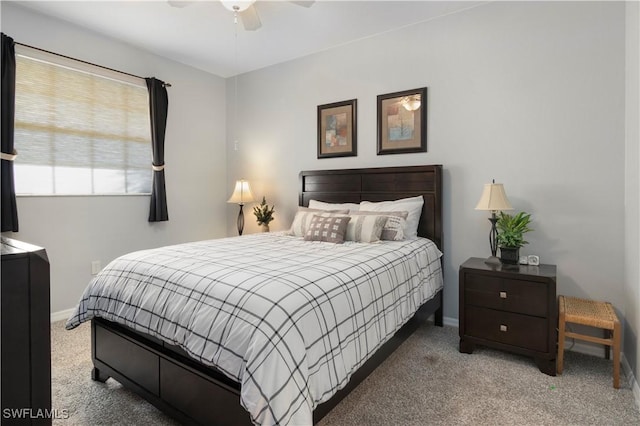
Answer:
[475,180,513,264]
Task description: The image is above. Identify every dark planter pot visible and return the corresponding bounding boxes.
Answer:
[499,247,520,265]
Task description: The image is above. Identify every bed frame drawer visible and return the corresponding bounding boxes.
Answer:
[94,324,160,395]
[160,359,249,425]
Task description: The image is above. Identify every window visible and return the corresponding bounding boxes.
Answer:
[13,46,152,195]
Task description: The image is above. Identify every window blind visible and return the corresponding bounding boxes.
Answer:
[14,45,152,195]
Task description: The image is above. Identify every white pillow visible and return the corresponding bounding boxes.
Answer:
[359,196,424,239]
[344,214,387,243]
[309,199,360,212]
[289,207,349,237]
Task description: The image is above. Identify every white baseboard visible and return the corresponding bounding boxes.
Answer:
[50,308,74,323]
[443,316,459,328]
[561,339,610,357]
[622,353,640,411]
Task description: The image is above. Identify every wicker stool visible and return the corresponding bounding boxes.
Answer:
[557,295,621,388]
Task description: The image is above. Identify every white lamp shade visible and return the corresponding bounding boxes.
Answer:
[475,182,513,212]
[227,179,255,205]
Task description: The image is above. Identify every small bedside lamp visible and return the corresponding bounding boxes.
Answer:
[227,179,255,236]
[475,180,513,264]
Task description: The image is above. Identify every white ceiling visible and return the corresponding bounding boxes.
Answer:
[15,0,486,78]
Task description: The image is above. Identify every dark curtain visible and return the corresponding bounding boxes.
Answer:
[1,33,18,232]
[146,77,169,222]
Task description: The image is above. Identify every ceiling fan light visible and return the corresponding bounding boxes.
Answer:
[221,0,256,12]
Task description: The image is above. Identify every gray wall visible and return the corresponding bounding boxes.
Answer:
[1,2,229,314]
[226,1,627,327]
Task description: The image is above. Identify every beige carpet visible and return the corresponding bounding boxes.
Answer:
[53,319,640,425]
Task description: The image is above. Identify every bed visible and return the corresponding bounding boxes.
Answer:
[66,165,444,425]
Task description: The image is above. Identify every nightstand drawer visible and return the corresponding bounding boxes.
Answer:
[465,273,548,317]
[465,306,548,352]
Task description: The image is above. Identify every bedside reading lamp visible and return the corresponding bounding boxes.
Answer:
[475,180,513,264]
[227,179,255,236]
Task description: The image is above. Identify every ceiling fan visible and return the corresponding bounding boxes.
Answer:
[168,0,315,31]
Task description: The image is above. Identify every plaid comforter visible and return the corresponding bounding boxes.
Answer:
[66,233,443,425]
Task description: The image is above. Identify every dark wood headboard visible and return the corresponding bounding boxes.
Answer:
[299,165,443,250]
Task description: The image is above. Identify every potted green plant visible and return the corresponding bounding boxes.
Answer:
[253,196,275,232]
[496,211,533,264]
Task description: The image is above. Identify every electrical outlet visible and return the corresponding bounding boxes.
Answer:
[91,260,101,275]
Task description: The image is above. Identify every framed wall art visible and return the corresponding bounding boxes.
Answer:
[317,99,357,159]
[377,87,427,155]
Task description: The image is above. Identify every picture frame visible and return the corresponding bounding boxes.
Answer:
[377,87,427,155]
[317,99,357,159]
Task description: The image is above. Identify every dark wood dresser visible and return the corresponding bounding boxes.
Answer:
[459,257,557,375]
[1,237,51,425]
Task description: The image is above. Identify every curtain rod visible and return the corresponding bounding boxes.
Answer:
[15,41,172,87]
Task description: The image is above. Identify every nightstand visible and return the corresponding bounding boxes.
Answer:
[459,257,557,376]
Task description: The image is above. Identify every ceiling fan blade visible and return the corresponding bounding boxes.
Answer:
[240,5,261,31]
[167,0,197,8]
[289,1,315,7]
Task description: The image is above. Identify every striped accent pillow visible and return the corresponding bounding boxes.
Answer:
[289,207,349,237]
[303,215,351,244]
[351,211,409,241]
[345,214,387,243]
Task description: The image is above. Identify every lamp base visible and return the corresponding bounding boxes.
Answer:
[484,256,501,266]
[237,204,245,236]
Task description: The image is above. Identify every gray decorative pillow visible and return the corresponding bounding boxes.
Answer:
[351,210,409,240]
[303,215,351,244]
[289,207,349,237]
[345,214,387,243]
